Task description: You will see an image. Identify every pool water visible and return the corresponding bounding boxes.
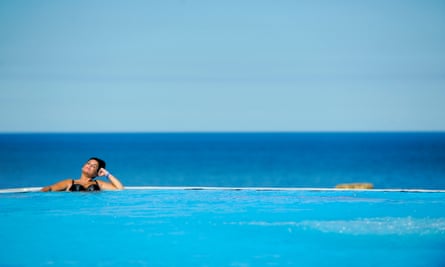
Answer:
[1,189,444,267]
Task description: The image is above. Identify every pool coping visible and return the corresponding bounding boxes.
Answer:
[1,186,445,193]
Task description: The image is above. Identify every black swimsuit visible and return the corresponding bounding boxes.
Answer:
[69,180,100,192]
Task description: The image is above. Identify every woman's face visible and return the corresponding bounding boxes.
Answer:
[82,159,99,177]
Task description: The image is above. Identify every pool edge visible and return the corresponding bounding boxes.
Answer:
[1,186,444,194]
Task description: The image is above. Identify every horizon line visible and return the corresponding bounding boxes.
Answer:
[1,130,445,134]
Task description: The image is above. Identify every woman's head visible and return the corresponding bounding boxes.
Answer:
[83,157,106,178]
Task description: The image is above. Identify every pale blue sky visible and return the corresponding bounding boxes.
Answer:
[1,0,444,132]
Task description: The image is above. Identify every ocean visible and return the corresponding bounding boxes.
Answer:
[0,133,445,189]
[0,132,444,190]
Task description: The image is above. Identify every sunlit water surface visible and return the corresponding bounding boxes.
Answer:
[1,189,444,267]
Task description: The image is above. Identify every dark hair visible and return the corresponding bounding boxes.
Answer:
[89,157,106,173]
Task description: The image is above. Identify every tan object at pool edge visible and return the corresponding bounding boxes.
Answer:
[335,183,374,189]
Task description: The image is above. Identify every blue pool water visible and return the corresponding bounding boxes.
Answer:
[0,189,444,266]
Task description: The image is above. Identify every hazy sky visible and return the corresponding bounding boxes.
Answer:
[1,0,444,132]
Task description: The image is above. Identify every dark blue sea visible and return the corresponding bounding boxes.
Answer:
[1,132,444,189]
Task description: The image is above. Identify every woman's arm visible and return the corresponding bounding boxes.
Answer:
[97,168,124,190]
[40,179,72,192]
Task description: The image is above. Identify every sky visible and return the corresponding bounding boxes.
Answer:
[0,0,444,132]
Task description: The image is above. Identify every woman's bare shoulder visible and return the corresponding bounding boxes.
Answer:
[41,178,73,192]
[96,179,122,190]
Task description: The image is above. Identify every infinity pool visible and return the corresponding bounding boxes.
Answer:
[1,188,444,266]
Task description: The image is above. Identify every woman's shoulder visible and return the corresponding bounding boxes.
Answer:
[95,179,122,190]
[41,178,74,192]
[95,179,107,186]
[55,179,74,188]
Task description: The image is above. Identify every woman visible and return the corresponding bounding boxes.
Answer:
[41,157,124,192]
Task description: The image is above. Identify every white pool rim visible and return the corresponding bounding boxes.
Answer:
[1,186,444,194]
